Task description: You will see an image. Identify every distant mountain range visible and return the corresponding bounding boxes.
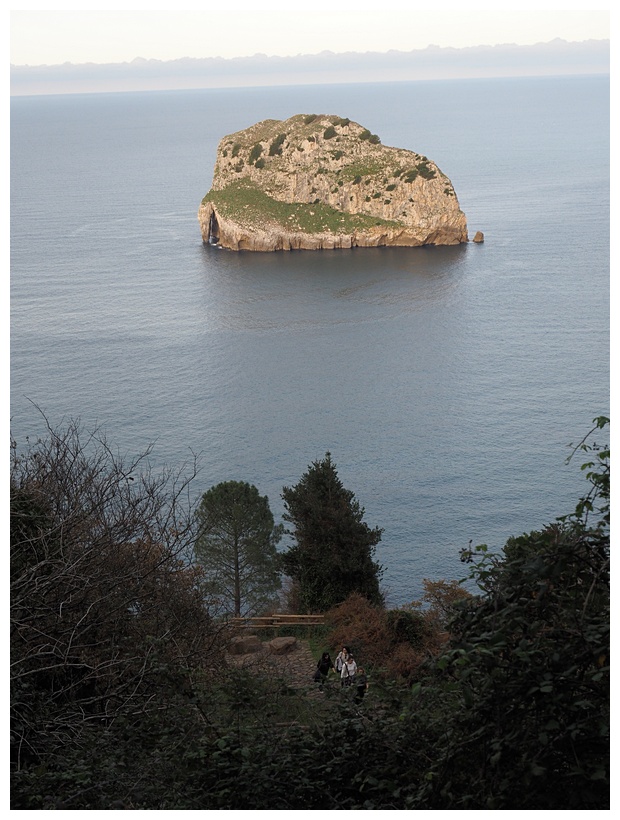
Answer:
[11,39,609,96]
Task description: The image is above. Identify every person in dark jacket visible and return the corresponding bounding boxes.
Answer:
[354,667,368,703]
[315,652,334,690]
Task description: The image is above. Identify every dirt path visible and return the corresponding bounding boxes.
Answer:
[225,638,326,699]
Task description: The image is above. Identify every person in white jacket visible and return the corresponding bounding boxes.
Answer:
[334,646,349,675]
[340,654,357,687]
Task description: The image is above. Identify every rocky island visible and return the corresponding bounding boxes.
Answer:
[198,114,468,252]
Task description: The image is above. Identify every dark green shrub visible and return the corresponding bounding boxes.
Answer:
[323,126,337,139]
[385,610,430,649]
[231,143,242,158]
[418,163,436,180]
[249,143,263,164]
[359,130,381,144]
[269,134,286,156]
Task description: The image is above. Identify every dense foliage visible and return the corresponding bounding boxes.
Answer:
[420,416,610,809]
[423,525,609,808]
[194,480,282,616]
[281,452,384,611]
[10,420,225,809]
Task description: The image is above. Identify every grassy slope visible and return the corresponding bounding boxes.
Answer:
[202,180,401,235]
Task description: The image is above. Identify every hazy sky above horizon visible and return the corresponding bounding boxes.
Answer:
[10,5,610,67]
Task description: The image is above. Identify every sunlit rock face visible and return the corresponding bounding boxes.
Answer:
[198,114,468,252]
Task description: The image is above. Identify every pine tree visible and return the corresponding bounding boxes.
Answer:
[281,452,383,612]
[194,481,282,617]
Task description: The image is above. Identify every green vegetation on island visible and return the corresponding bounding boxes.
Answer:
[202,180,402,235]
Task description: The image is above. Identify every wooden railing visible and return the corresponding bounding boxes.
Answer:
[229,613,325,629]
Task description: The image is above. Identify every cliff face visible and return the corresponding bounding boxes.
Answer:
[198,114,468,251]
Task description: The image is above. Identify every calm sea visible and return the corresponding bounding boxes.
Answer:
[10,76,609,606]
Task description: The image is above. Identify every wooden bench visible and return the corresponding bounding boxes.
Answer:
[229,614,325,629]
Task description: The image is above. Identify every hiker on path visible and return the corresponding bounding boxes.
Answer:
[314,652,334,690]
[340,653,357,687]
[334,646,350,676]
[354,667,368,703]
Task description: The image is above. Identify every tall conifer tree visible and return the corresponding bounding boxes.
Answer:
[281,453,383,612]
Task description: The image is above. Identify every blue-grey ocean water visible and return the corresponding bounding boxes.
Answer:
[10,77,609,606]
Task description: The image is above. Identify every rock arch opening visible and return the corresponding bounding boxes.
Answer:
[208,212,220,245]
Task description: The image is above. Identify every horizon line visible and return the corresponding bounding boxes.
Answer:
[10,36,610,70]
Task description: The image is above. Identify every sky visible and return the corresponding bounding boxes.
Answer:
[10,5,611,67]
